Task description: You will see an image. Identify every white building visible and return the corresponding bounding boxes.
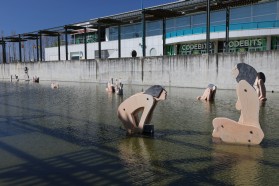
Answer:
[45,0,279,61]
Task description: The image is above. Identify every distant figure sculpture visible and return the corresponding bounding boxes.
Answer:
[115,79,123,95]
[33,76,39,83]
[51,82,59,89]
[11,74,19,82]
[197,84,217,101]
[117,85,167,134]
[24,67,29,81]
[255,72,267,102]
[106,78,115,92]
[212,63,264,145]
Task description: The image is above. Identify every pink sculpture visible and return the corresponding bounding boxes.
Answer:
[197,84,217,101]
[212,63,264,145]
[117,85,167,134]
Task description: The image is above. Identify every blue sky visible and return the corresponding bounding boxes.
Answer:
[0,0,176,36]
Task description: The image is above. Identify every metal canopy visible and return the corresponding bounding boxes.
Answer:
[144,9,183,19]
[64,25,85,30]
[5,36,25,41]
[23,33,38,37]
[5,38,27,42]
[22,33,39,40]
[97,18,123,25]
[39,30,60,36]
[198,0,261,11]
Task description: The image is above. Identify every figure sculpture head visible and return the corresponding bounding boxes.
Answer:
[232,63,257,88]
[257,72,266,83]
[144,85,167,100]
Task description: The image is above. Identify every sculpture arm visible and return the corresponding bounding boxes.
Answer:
[138,95,155,131]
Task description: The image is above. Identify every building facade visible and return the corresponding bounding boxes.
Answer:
[45,0,279,61]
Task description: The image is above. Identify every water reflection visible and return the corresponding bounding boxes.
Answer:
[212,144,263,186]
[118,136,153,184]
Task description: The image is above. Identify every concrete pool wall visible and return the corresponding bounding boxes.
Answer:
[0,50,278,91]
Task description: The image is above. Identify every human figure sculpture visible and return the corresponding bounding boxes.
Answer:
[51,82,59,89]
[117,85,167,134]
[212,63,264,145]
[255,72,267,102]
[24,67,29,81]
[33,76,39,83]
[106,78,115,92]
[115,79,123,95]
[197,84,217,101]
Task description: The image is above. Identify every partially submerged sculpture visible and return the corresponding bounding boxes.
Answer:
[33,76,39,83]
[11,74,19,82]
[212,63,264,145]
[51,82,59,89]
[255,72,267,102]
[115,79,124,95]
[197,84,217,101]
[117,85,167,134]
[106,78,115,93]
[24,67,30,81]
[106,78,124,95]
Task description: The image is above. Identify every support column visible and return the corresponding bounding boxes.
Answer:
[36,36,39,61]
[39,32,43,61]
[84,28,87,60]
[58,34,61,61]
[65,27,68,60]
[118,24,121,58]
[19,34,22,62]
[266,36,271,51]
[98,24,102,59]
[162,18,166,56]
[206,0,211,54]
[225,6,230,52]
[1,38,7,63]
[142,10,146,57]
[214,40,218,54]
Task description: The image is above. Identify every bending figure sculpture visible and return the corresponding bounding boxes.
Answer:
[212,63,264,145]
[197,84,217,101]
[117,85,167,134]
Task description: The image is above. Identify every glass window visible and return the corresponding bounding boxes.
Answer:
[109,27,118,41]
[166,16,191,32]
[211,10,226,26]
[176,16,191,30]
[252,1,277,22]
[166,18,176,33]
[121,23,142,40]
[253,1,276,16]
[231,5,251,20]
[192,13,206,28]
[230,17,251,24]
[147,20,162,37]
[253,14,277,22]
